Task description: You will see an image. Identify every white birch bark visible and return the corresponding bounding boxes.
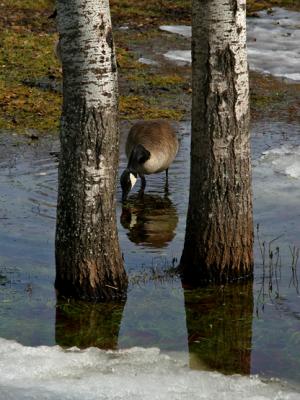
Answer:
[181,0,253,284]
[55,0,127,301]
[56,0,117,108]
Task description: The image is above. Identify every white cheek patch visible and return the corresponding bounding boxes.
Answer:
[129,173,137,189]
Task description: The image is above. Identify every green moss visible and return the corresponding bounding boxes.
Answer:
[116,47,144,70]
[111,0,191,25]
[149,74,185,86]
[120,95,184,120]
[251,91,285,108]
[0,27,61,132]
[4,0,53,9]
[111,0,300,26]
[1,30,59,81]
[250,72,300,121]
[247,0,300,14]
[129,73,186,87]
[0,82,61,131]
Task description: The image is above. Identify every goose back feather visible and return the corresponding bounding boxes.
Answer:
[125,120,179,175]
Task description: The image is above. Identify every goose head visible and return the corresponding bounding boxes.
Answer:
[121,144,150,202]
[120,169,138,202]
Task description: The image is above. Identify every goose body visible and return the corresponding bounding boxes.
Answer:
[120,120,179,201]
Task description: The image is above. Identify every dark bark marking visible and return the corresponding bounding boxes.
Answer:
[230,0,238,16]
[216,44,238,129]
[99,19,105,32]
[106,28,113,49]
[105,28,117,73]
[94,111,104,170]
[111,55,117,73]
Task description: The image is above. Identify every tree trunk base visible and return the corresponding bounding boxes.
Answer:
[55,273,128,302]
[179,258,253,288]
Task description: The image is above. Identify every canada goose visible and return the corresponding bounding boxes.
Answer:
[120,120,179,202]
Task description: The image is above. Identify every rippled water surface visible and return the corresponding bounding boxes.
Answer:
[0,119,300,389]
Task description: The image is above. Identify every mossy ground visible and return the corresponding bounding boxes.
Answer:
[250,72,300,121]
[0,0,299,132]
[0,28,61,131]
[247,0,299,15]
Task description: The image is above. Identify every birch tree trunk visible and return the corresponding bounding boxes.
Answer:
[180,0,253,284]
[55,0,127,300]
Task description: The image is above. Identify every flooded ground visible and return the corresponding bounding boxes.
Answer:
[1,118,300,388]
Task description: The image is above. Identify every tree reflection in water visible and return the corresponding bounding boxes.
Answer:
[182,281,253,375]
[55,299,126,349]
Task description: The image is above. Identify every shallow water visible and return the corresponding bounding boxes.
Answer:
[160,8,300,82]
[0,119,300,394]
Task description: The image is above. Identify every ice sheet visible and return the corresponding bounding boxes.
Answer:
[261,144,300,178]
[0,338,299,400]
[160,8,300,81]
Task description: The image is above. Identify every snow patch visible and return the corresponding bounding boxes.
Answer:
[0,338,299,400]
[160,25,191,37]
[160,8,300,82]
[261,145,300,179]
[138,57,159,66]
[164,50,191,64]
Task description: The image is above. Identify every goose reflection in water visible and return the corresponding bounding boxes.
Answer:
[120,193,178,248]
